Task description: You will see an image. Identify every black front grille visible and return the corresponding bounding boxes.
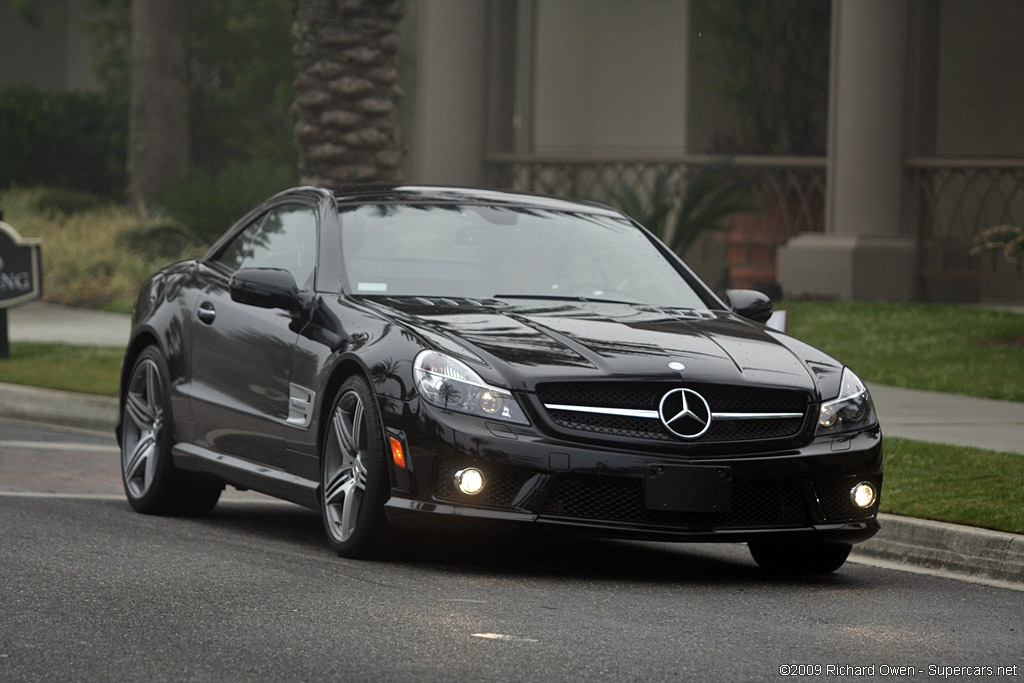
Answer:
[548,410,674,441]
[536,381,810,444]
[541,474,811,528]
[705,416,807,441]
[432,458,535,509]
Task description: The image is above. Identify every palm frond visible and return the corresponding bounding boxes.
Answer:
[669,161,754,256]
[970,225,1023,261]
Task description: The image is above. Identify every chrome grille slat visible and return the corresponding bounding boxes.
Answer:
[543,403,803,421]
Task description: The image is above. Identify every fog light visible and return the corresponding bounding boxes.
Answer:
[455,468,485,495]
[850,481,877,508]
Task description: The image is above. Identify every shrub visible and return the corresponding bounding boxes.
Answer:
[154,160,297,247]
[0,86,127,197]
[20,187,106,215]
[0,187,185,307]
[610,162,753,258]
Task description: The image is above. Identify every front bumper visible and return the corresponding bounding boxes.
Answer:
[380,397,882,545]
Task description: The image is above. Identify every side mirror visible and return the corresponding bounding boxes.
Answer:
[724,288,773,324]
[230,267,302,312]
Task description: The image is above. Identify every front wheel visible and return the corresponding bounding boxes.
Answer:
[121,346,221,516]
[748,540,852,574]
[320,375,391,558]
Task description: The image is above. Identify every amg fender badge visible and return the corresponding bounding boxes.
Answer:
[286,383,316,429]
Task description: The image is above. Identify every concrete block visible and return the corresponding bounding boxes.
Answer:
[855,513,1024,584]
[777,234,916,301]
[0,382,118,433]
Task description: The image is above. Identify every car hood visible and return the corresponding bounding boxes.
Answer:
[363,297,843,398]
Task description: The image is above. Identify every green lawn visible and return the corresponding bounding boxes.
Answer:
[785,301,1024,401]
[1,342,122,396]
[882,437,1024,534]
[93,297,136,315]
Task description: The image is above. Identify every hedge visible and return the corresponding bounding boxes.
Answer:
[0,85,126,197]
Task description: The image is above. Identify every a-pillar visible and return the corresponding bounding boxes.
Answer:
[777,0,916,301]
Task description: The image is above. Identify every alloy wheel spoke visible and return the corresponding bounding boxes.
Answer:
[145,363,158,413]
[125,393,154,430]
[349,401,364,453]
[332,409,356,456]
[339,477,364,540]
[324,468,354,506]
[125,432,155,482]
[325,391,371,543]
[353,454,367,491]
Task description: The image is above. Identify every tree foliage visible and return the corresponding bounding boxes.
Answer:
[694,0,831,155]
[80,0,296,174]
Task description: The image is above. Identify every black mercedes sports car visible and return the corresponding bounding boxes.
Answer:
[117,186,881,573]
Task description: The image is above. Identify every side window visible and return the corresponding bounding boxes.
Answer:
[214,204,318,289]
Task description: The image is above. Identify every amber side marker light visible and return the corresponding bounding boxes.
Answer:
[390,436,406,469]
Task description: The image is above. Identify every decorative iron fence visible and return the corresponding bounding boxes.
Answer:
[906,158,1024,299]
[487,154,826,289]
[486,154,1024,299]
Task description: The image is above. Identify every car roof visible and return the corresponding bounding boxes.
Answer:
[327,185,623,217]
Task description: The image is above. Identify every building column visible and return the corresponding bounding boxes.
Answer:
[777,0,916,300]
[405,0,490,186]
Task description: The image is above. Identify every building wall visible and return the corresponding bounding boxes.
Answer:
[935,0,1024,157]
[532,0,689,155]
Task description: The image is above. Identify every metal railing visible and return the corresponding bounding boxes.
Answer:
[906,158,1024,298]
[907,158,1024,257]
[486,154,1024,298]
[487,153,826,288]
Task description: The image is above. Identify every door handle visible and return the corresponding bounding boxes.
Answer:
[197,302,216,324]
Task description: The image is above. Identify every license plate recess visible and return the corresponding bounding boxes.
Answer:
[644,464,733,512]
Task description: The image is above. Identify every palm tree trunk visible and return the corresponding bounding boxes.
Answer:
[292,0,404,187]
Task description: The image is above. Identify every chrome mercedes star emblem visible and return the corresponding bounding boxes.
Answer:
[658,388,712,439]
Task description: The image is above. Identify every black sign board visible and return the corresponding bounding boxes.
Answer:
[0,221,42,358]
[0,221,42,309]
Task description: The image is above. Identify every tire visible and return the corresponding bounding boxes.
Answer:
[748,540,852,574]
[121,346,222,516]
[320,375,392,558]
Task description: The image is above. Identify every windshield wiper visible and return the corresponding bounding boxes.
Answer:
[492,294,640,306]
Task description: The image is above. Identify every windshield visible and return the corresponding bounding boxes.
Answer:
[339,203,710,308]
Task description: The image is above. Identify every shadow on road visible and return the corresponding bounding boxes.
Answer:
[182,499,867,588]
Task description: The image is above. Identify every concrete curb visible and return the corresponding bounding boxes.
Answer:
[0,382,118,433]
[854,513,1024,584]
[1,382,1022,586]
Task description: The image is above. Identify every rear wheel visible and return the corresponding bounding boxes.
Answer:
[320,375,391,558]
[121,346,221,516]
[748,540,852,574]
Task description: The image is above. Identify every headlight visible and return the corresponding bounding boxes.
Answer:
[816,368,877,436]
[413,350,529,424]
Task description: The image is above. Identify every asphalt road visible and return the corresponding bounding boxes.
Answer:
[1,419,1021,682]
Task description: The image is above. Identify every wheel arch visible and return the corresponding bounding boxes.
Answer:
[315,356,382,468]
